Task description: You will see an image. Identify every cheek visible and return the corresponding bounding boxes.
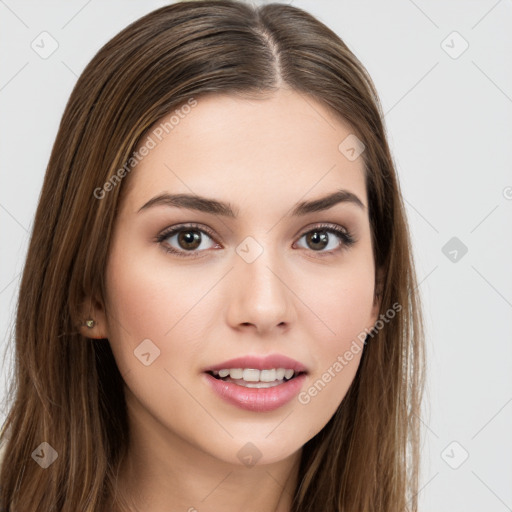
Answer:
[304,256,375,345]
[103,241,222,378]
[105,245,204,338]
[324,274,375,339]
[295,259,375,411]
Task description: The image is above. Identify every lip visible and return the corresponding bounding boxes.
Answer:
[202,353,308,373]
[203,372,307,412]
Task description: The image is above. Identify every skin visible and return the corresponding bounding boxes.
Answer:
[82,87,381,512]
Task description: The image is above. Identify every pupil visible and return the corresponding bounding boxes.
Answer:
[308,231,328,250]
[178,230,201,250]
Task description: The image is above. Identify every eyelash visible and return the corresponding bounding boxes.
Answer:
[155,222,356,259]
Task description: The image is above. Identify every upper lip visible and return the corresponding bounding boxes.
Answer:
[203,353,308,373]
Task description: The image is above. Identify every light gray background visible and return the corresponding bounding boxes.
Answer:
[1,1,511,510]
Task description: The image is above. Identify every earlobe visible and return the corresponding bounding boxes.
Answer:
[78,297,109,339]
[79,318,106,340]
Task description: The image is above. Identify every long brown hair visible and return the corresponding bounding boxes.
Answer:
[0,1,426,510]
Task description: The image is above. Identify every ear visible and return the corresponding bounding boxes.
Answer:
[78,295,110,340]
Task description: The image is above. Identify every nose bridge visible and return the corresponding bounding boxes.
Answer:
[227,233,294,330]
[237,234,286,299]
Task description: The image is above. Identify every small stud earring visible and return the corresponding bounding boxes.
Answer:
[85,319,96,328]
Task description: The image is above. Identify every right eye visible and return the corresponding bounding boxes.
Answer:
[156,223,221,258]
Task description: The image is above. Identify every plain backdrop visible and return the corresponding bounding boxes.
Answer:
[1,1,511,510]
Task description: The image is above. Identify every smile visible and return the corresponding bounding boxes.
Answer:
[204,370,308,412]
[207,367,304,388]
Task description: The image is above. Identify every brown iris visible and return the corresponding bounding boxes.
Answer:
[306,230,329,251]
[178,230,202,250]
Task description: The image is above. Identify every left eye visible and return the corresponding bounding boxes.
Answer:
[295,225,354,253]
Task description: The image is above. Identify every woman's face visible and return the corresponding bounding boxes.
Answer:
[97,88,380,467]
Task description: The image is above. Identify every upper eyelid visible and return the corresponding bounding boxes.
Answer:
[158,222,217,241]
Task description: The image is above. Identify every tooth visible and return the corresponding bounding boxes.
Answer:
[242,369,260,382]
[215,367,297,381]
[284,369,295,380]
[229,368,244,379]
[260,369,277,382]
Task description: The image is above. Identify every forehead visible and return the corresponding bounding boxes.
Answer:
[121,89,367,213]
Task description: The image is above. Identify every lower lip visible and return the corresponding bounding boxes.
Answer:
[203,372,307,412]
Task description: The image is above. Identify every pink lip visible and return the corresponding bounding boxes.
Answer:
[202,353,308,373]
[203,372,307,412]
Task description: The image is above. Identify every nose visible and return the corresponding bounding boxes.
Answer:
[225,246,296,335]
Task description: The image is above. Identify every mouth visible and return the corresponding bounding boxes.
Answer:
[205,368,308,388]
[203,367,309,412]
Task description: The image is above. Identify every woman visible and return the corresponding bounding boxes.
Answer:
[0,1,426,510]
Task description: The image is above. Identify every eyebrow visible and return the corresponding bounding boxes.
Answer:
[137,189,366,217]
